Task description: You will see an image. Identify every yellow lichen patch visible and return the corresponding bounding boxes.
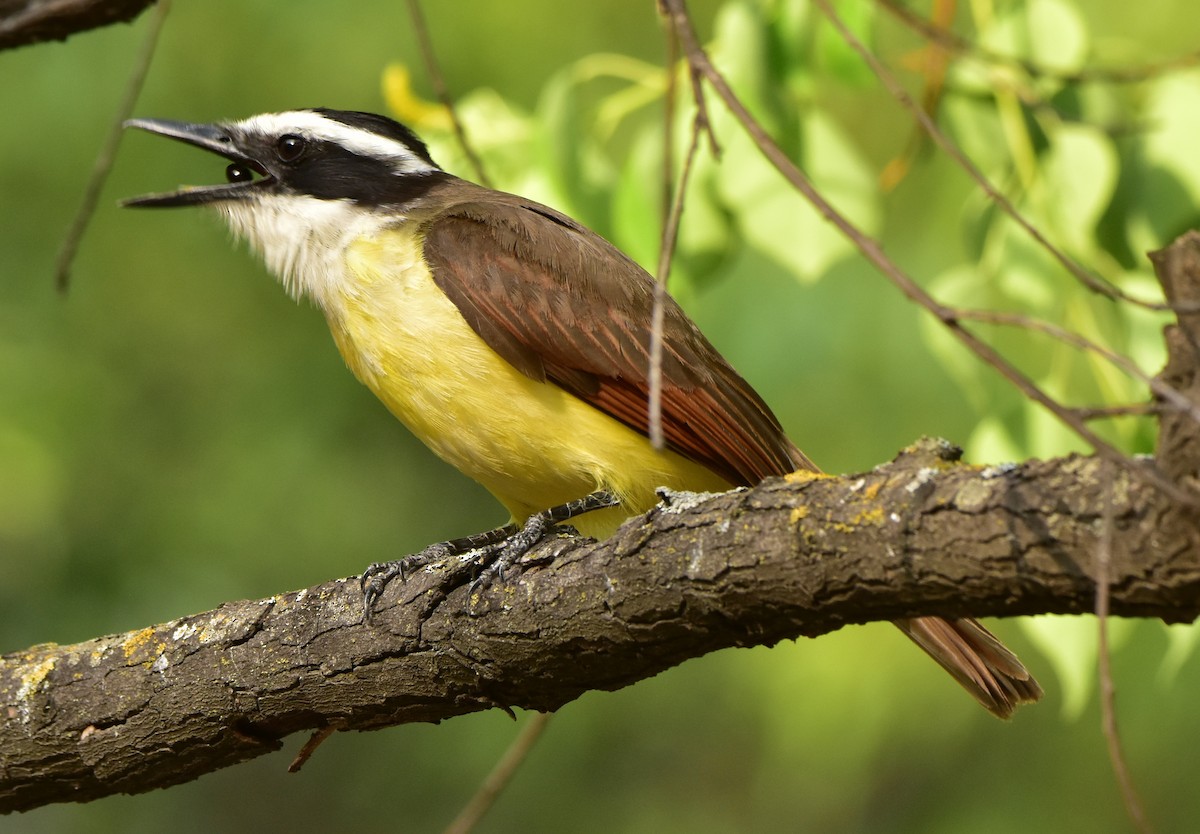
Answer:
[783,469,827,485]
[121,626,168,668]
[121,627,156,658]
[12,653,57,722]
[789,506,808,525]
[861,480,883,500]
[852,505,886,526]
[17,654,56,693]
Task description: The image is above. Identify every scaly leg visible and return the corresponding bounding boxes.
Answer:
[360,490,619,621]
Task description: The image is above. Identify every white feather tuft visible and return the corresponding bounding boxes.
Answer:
[215,194,393,309]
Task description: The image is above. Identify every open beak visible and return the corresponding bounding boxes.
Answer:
[122,118,271,207]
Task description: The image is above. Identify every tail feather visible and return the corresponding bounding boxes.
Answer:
[892,616,1043,719]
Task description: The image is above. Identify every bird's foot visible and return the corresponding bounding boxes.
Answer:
[359,490,618,622]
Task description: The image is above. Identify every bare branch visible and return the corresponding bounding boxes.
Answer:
[0,0,156,51]
[3,441,1199,814]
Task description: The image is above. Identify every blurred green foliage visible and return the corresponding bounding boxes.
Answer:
[2,0,1199,831]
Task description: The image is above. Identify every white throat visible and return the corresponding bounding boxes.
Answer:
[216,194,393,309]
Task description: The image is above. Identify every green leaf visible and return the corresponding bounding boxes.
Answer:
[534,69,615,230]
[816,0,876,86]
[965,415,1025,465]
[1129,72,1200,255]
[710,0,777,134]
[428,89,543,196]
[714,109,878,281]
[1024,378,1091,458]
[610,127,666,273]
[1041,124,1118,254]
[1020,614,1135,719]
[940,93,1011,177]
[1160,621,1200,685]
[1027,0,1090,74]
[922,265,994,411]
[975,0,1087,75]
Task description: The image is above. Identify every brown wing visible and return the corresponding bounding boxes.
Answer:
[419,192,815,486]
[419,186,1042,719]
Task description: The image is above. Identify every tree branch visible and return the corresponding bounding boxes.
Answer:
[3,436,1198,813]
[0,0,156,51]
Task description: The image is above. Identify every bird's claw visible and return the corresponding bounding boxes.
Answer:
[359,490,619,622]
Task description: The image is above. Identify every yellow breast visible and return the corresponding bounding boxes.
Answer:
[321,230,728,538]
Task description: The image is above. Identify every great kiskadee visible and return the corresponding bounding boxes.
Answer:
[123,108,1041,718]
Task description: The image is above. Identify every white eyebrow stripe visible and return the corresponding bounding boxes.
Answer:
[234,110,436,175]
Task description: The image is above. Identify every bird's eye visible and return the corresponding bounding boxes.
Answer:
[225,163,255,183]
[276,134,306,162]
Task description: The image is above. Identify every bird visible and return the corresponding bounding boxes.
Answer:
[122,107,1042,718]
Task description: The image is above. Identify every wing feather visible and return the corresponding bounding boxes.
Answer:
[420,196,815,486]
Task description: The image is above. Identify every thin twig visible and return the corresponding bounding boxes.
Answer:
[287,723,339,773]
[648,14,680,449]
[54,0,170,293]
[404,0,492,187]
[441,712,552,834]
[661,14,679,231]
[648,4,717,448]
[814,0,1178,314]
[648,112,705,449]
[1074,402,1162,422]
[658,0,1197,508]
[1095,471,1154,834]
[955,308,1200,426]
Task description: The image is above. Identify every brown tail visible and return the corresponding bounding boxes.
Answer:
[892,616,1043,719]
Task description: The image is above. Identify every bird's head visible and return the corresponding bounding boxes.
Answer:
[123,108,444,209]
[123,108,449,301]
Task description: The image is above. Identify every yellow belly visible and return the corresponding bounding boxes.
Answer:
[322,232,729,539]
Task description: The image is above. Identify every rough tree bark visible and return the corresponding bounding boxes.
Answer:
[0,441,1196,814]
[1,210,1198,820]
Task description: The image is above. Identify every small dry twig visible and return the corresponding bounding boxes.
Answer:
[648,95,707,449]
[54,0,169,292]
[404,0,492,187]
[1095,470,1153,834]
[287,723,340,773]
[955,308,1200,426]
[1074,402,1162,422]
[441,712,552,834]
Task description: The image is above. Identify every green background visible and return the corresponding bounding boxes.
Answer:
[2,0,1198,831]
